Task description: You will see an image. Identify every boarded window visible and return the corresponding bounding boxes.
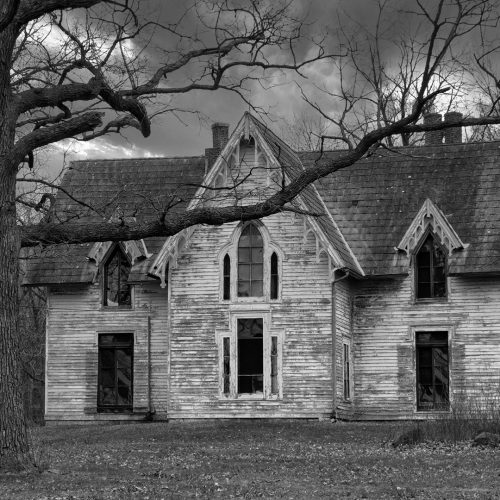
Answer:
[343,343,351,400]
[416,331,449,411]
[237,318,263,394]
[98,333,133,412]
[416,235,446,299]
[270,252,279,300]
[103,246,131,306]
[238,224,263,297]
[223,254,231,300]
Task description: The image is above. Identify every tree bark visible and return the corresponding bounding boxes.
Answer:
[0,20,30,470]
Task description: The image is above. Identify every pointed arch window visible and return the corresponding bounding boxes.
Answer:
[103,245,132,307]
[415,234,447,299]
[270,252,279,300]
[238,223,263,297]
[223,254,231,300]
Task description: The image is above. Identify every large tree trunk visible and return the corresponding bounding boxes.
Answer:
[0,167,29,470]
[0,21,30,470]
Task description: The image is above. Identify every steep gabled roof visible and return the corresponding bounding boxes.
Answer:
[24,157,205,285]
[149,113,362,285]
[249,115,363,275]
[312,141,500,275]
[24,115,500,286]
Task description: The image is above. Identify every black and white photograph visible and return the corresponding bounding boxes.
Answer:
[1,0,500,498]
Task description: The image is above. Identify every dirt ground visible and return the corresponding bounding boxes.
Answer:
[1,420,499,499]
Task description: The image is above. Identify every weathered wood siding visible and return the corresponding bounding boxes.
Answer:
[352,274,500,420]
[168,213,334,418]
[45,282,169,421]
[334,278,354,419]
[167,143,334,418]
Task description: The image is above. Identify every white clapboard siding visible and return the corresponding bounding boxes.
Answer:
[351,274,500,420]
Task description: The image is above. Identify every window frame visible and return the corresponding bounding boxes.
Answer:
[410,325,453,414]
[97,332,134,413]
[216,311,283,400]
[343,342,352,401]
[414,232,448,301]
[102,244,133,308]
[218,222,283,303]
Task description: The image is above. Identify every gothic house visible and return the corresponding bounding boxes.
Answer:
[25,112,500,422]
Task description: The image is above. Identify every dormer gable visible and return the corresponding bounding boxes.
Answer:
[397,198,465,257]
[88,239,151,268]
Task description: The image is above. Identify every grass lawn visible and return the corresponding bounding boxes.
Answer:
[1,420,499,499]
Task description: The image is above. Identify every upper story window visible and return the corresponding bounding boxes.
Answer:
[221,222,281,302]
[238,223,264,297]
[415,234,446,299]
[103,245,132,307]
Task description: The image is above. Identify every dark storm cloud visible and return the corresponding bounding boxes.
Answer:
[44,0,487,171]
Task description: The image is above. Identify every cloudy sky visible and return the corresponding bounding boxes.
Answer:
[37,0,377,175]
[36,0,494,178]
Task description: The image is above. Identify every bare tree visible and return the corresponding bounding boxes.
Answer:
[299,0,500,149]
[3,0,500,469]
[0,0,332,469]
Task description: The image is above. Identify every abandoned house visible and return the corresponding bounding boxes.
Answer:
[24,112,500,422]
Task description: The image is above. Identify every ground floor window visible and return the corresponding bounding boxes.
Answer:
[416,331,449,411]
[237,318,264,394]
[218,315,282,399]
[343,343,351,400]
[98,333,133,412]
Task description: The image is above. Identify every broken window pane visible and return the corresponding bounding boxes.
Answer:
[103,246,131,306]
[416,331,449,410]
[237,318,263,394]
[98,333,133,412]
[416,235,447,299]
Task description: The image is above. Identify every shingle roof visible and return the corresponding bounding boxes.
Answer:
[249,115,362,274]
[24,115,500,285]
[309,141,500,276]
[24,157,206,285]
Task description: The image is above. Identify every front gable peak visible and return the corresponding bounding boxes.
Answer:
[397,198,465,256]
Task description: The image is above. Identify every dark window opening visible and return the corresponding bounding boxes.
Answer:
[223,254,231,300]
[237,318,263,394]
[270,252,279,300]
[416,234,447,299]
[223,337,231,395]
[238,224,263,297]
[103,246,131,307]
[416,331,449,411]
[343,343,351,400]
[271,336,278,395]
[98,333,133,412]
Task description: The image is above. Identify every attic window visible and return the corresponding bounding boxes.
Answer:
[103,245,132,307]
[415,234,446,299]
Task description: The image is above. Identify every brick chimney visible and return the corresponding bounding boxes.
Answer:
[211,122,229,150]
[205,122,230,170]
[443,111,463,144]
[423,113,443,145]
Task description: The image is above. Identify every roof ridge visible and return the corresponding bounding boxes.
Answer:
[300,140,500,155]
[70,155,205,164]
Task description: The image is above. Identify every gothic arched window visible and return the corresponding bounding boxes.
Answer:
[415,234,447,299]
[237,223,263,297]
[103,245,132,307]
